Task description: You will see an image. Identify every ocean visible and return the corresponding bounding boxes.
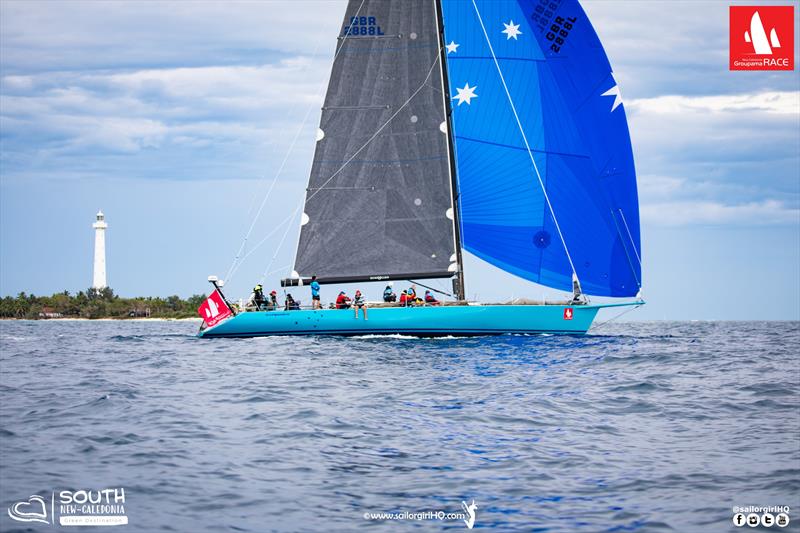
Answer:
[0,320,798,532]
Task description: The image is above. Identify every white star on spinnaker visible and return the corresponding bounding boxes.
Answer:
[446,41,460,54]
[601,85,623,112]
[453,83,478,106]
[502,20,522,40]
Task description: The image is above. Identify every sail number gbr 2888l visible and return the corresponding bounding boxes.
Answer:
[342,16,385,36]
[530,0,578,54]
[545,16,577,53]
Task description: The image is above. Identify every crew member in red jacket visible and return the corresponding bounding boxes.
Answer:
[399,290,411,307]
[336,291,351,309]
[424,290,440,305]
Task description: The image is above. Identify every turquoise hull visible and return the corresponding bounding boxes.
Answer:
[198,304,608,338]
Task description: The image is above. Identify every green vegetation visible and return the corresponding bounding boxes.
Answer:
[0,288,206,319]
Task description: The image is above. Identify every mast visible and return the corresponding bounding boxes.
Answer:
[434,0,465,301]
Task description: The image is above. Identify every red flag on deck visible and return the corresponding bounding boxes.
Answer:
[198,290,232,327]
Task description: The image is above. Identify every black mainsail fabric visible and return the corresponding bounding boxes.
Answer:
[289,0,457,284]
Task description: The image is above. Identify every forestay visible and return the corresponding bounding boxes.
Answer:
[441,0,642,297]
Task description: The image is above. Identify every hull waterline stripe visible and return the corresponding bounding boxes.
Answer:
[201,327,588,338]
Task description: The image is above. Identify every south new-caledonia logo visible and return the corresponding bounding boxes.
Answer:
[7,488,128,527]
[7,494,48,524]
[729,5,795,70]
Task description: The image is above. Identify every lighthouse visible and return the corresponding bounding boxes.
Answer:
[92,210,108,289]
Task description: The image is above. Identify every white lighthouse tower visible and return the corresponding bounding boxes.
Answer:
[92,210,108,289]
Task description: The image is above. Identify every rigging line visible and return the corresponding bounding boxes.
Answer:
[224,183,274,283]
[470,0,579,282]
[223,102,316,284]
[231,42,447,283]
[262,264,292,279]
[259,204,301,285]
[287,141,320,278]
[609,208,641,289]
[305,49,444,204]
[589,304,642,332]
[224,0,367,284]
[618,208,642,267]
[408,279,454,298]
[279,42,448,278]
[225,208,301,282]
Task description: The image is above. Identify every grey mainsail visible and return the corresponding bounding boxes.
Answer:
[285,0,457,285]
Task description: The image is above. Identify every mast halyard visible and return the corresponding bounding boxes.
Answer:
[434,0,466,301]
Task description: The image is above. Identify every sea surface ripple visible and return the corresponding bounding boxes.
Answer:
[1,320,798,532]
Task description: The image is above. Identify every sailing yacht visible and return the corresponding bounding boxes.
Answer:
[198,0,643,338]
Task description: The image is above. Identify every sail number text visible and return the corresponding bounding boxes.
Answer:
[342,16,385,36]
[546,16,577,53]
[530,0,577,53]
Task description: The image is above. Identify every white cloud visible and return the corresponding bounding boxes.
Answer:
[0,56,330,163]
[583,0,798,97]
[21,114,168,153]
[637,175,685,198]
[628,91,800,115]
[1,75,34,90]
[104,59,327,108]
[638,174,799,227]
[0,1,347,73]
[627,89,799,225]
[642,199,799,226]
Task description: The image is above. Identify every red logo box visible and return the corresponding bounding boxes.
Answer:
[730,6,794,70]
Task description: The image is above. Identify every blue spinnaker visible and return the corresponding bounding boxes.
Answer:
[441,0,641,297]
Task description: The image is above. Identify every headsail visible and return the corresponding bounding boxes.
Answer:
[288,0,458,285]
[441,0,642,297]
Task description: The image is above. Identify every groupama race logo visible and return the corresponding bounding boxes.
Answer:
[730,6,794,70]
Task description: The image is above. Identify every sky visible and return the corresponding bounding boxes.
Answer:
[0,0,798,321]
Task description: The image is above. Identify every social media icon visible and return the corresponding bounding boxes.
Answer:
[733,513,746,527]
[748,513,760,527]
[762,513,774,527]
[776,512,790,527]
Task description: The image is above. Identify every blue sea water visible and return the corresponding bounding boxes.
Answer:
[0,320,798,532]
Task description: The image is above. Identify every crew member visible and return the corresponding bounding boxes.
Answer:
[408,284,423,304]
[310,275,321,310]
[336,291,351,309]
[424,290,440,305]
[252,284,266,310]
[383,285,396,302]
[353,290,368,320]
[285,293,300,310]
[407,285,417,301]
[269,290,279,310]
[399,290,411,307]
